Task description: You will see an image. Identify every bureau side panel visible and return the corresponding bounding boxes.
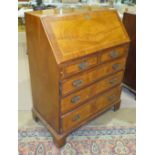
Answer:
[25,13,60,133]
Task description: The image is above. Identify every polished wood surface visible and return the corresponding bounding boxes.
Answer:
[42,10,129,64]
[61,57,126,96]
[25,9,130,147]
[123,12,136,91]
[100,45,127,63]
[61,71,123,114]
[62,86,121,132]
[64,55,98,76]
[25,13,60,133]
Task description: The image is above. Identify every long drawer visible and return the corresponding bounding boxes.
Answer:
[61,71,123,114]
[61,86,121,132]
[61,57,126,96]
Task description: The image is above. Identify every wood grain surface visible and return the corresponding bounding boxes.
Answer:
[25,9,130,147]
[64,55,98,75]
[25,13,60,133]
[61,57,126,96]
[61,71,123,114]
[61,86,121,132]
[42,10,129,64]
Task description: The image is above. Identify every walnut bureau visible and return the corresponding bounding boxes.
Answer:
[25,9,130,147]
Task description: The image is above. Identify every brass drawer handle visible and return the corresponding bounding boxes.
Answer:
[109,50,119,58]
[72,114,80,122]
[72,79,83,87]
[71,96,80,104]
[109,78,117,85]
[79,62,89,70]
[112,63,121,70]
[108,94,116,102]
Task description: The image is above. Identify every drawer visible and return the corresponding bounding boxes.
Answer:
[100,46,127,63]
[61,71,123,114]
[63,56,98,77]
[61,86,121,132]
[61,57,126,96]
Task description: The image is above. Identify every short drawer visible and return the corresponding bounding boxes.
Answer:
[100,45,127,63]
[61,86,121,132]
[63,56,98,77]
[61,57,126,96]
[61,71,123,114]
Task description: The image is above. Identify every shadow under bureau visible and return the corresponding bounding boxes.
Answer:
[25,9,130,147]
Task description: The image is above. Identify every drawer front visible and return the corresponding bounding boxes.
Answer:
[61,71,123,114]
[64,56,98,76]
[61,86,121,132]
[100,46,127,63]
[61,57,126,96]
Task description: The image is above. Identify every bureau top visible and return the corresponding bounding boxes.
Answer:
[26,9,130,64]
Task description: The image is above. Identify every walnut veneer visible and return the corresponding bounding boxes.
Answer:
[25,8,130,147]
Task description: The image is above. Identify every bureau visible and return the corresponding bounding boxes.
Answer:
[25,8,130,147]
